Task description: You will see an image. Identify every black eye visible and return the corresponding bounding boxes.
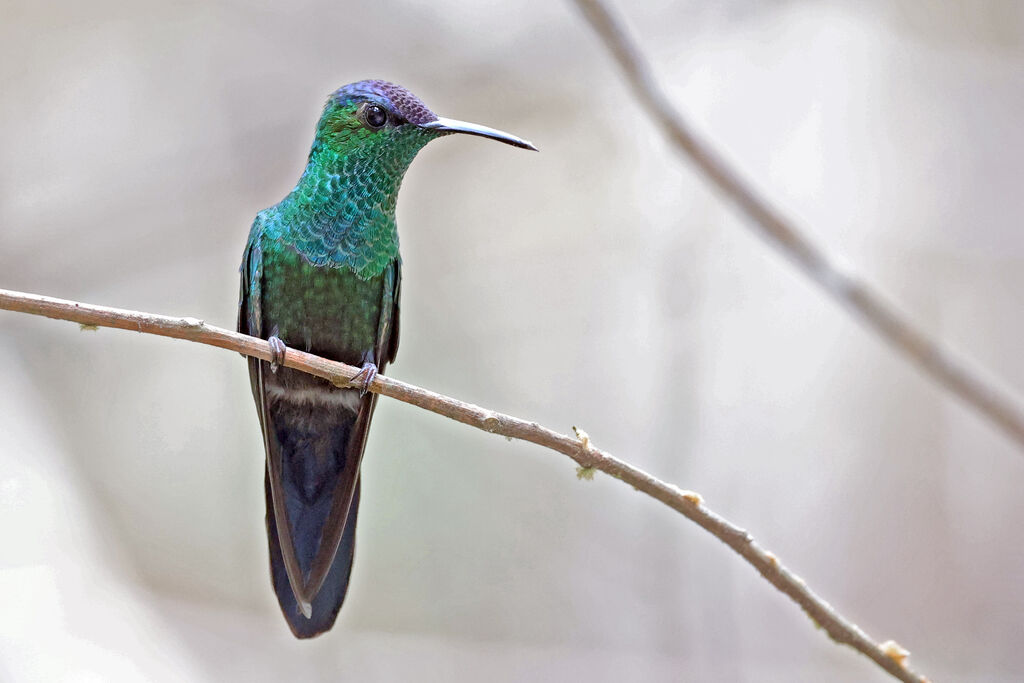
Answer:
[363,104,388,129]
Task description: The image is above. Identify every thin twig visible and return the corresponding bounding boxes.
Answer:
[0,288,927,682]
[572,0,1024,454]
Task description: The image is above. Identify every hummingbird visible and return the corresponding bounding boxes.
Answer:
[238,80,535,638]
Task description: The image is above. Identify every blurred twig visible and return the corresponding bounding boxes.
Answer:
[0,287,926,683]
[572,0,1024,454]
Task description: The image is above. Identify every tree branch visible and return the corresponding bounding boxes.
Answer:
[0,287,926,682]
[571,0,1024,454]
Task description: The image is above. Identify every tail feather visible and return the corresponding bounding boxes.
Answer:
[266,472,360,638]
[262,388,365,638]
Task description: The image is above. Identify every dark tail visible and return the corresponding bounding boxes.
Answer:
[263,399,363,639]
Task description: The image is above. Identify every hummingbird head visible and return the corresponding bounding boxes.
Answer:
[286,81,534,275]
[313,80,537,160]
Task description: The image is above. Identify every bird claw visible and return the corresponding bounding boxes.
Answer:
[268,336,287,373]
[350,362,378,396]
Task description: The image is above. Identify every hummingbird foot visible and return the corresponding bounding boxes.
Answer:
[268,335,287,373]
[350,362,378,396]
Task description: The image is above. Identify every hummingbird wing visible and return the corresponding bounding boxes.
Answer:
[239,226,316,620]
[238,222,263,350]
[386,264,401,362]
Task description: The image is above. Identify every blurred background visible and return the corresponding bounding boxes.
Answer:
[2,0,1024,680]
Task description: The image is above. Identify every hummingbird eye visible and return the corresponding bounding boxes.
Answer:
[362,104,388,129]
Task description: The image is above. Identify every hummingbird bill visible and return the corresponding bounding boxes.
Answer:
[238,80,535,637]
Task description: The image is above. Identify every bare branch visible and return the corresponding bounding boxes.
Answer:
[0,287,927,682]
[572,0,1024,454]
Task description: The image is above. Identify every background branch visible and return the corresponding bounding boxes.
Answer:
[0,287,926,682]
[572,0,1024,454]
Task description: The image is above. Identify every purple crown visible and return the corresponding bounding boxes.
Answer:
[332,80,437,125]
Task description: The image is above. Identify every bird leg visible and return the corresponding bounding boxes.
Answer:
[350,352,378,396]
[268,335,287,373]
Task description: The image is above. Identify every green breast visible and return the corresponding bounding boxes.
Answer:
[261,243,387,364]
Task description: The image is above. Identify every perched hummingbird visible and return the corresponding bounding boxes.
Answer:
[238,80,535,638]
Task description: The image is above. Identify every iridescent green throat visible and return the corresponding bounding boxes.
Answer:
[264,111,437,279]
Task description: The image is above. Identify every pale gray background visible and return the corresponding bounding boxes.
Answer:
[2,1,1023,681]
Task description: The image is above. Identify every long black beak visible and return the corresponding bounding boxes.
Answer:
[420,116,538,151]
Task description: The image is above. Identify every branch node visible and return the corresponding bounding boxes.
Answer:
[681,490,703,506]
[573,425,594,451]
[880,641,910,670]
[665,482,704,506]
[182,317,205,329]
[481,414,501,433]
